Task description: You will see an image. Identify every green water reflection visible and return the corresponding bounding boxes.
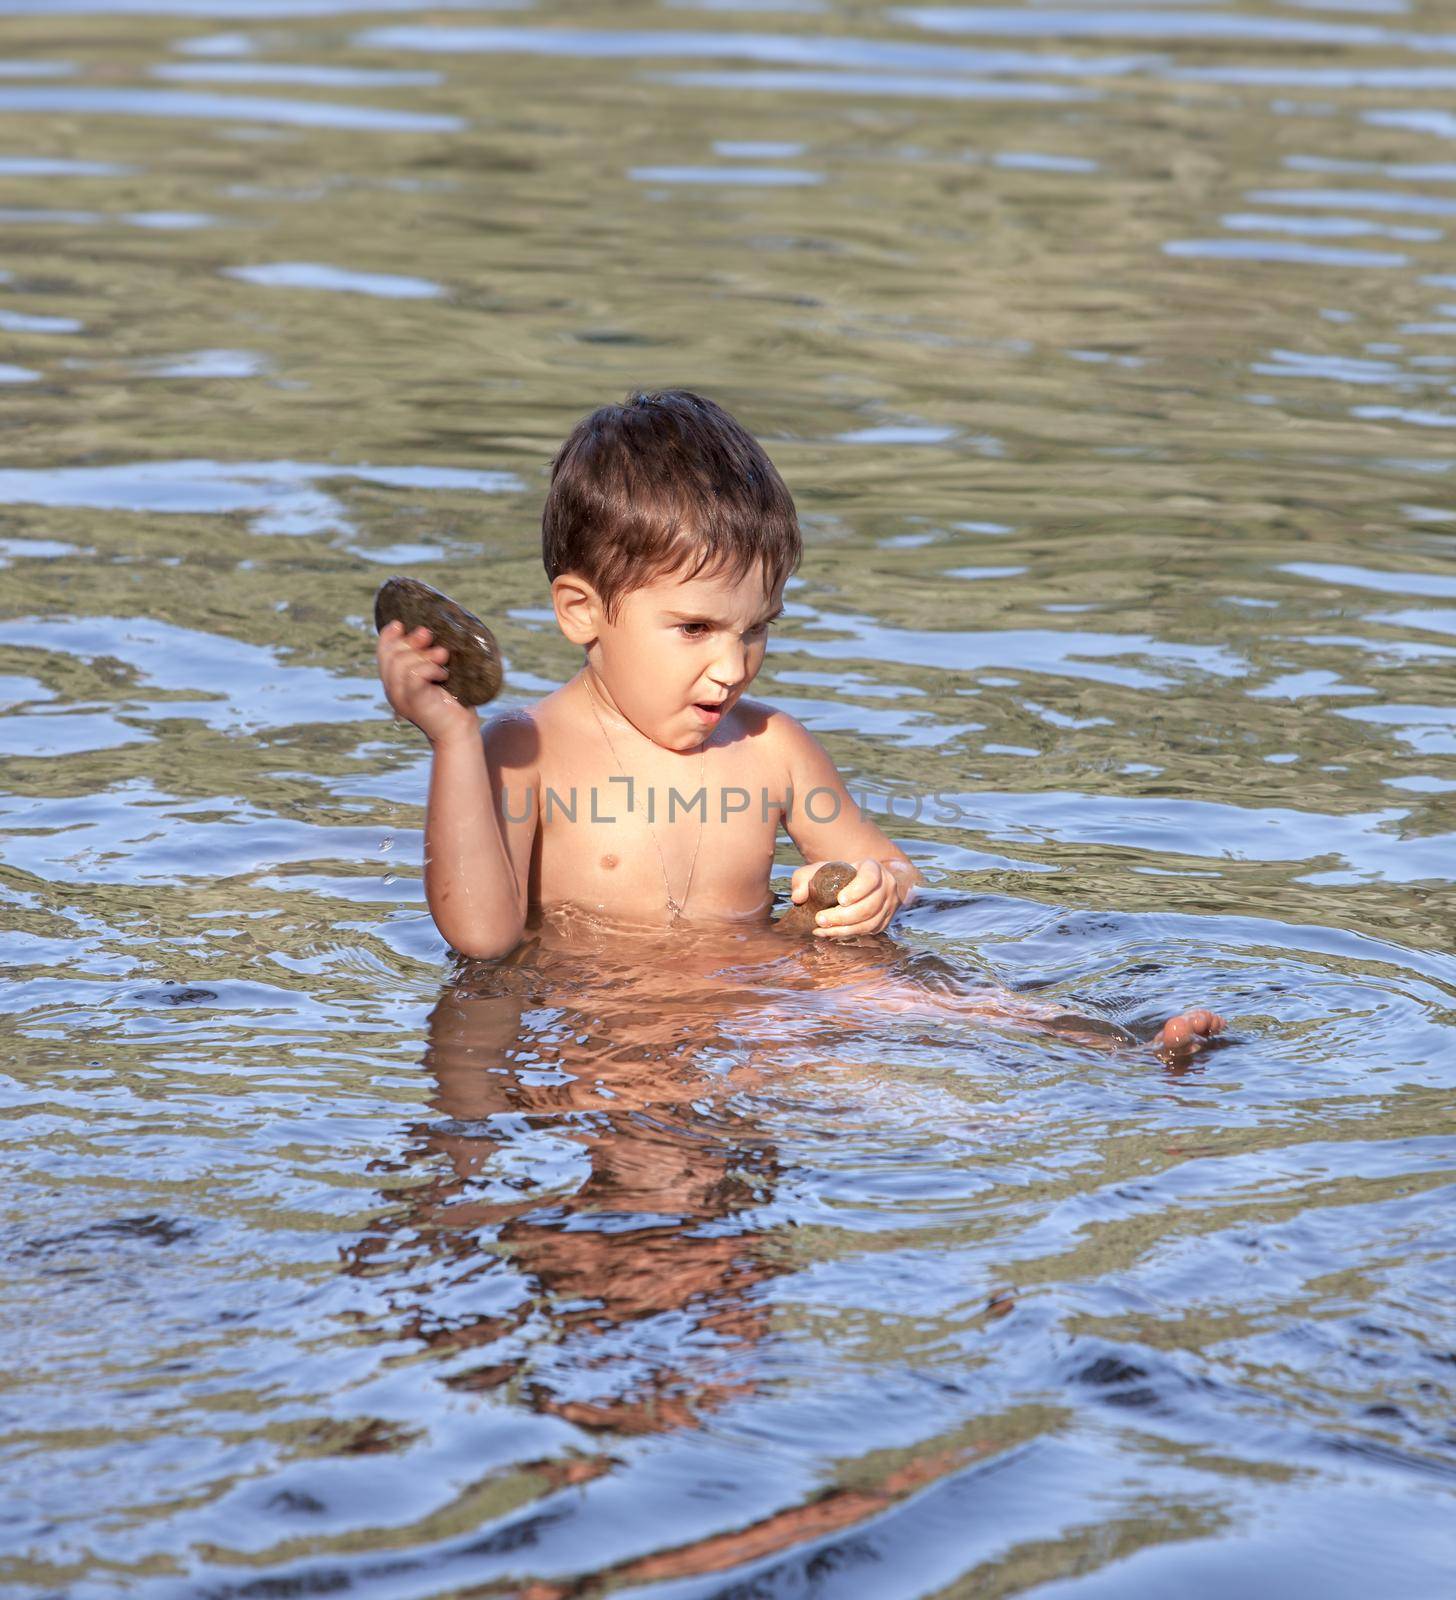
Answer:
[2,2,1454,1595]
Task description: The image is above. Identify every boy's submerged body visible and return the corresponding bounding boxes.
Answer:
[378,389,1225,1058]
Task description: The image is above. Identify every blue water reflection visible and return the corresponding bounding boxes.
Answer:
[2,0,1455,1594]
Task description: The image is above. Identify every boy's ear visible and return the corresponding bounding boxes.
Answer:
[550,572,603,647]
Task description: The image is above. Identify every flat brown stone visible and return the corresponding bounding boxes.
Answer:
[374,576,503,708]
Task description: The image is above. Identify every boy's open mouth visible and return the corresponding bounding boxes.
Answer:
[693,700,726,723]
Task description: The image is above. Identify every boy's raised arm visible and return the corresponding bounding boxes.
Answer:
[378,618,537,962]
[424,711,538,961]
[772,711,920,938]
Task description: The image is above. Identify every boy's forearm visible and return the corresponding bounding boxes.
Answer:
[423,729,525,960]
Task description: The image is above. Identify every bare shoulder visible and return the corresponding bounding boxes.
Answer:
[728,697,800,754]
[744,701,825,761]
[481,705,542,770]
[730,699,834,789]
[734,697,801,740]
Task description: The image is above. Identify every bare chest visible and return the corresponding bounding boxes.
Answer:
[532,742,788,923]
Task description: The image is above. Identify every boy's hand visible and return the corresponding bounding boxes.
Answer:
[376,619,480,745]
[791,857,912,939]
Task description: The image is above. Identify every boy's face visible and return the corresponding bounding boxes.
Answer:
[588,561,785,753]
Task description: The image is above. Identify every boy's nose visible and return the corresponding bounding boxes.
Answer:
[708,639,747,688]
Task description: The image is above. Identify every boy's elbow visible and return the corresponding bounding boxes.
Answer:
[429,880,526,963]
[449,927,524,963]
[438,903,526,963]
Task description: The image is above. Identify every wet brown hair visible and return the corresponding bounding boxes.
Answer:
[542,389,801,620]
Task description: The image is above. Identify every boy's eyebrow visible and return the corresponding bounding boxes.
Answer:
[663,602,785,626]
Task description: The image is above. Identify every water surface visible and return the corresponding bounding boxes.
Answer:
[2,0,1454,1594]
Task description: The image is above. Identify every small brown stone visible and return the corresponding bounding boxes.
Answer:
[775,861,857,935]
[374,576,502,708]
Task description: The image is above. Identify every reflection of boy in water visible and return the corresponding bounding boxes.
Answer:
[349,939,1219,1591]
[359,960,782,1434]
[377,388,1224,1057]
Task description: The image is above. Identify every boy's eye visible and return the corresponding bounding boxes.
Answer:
[675,620,774,640]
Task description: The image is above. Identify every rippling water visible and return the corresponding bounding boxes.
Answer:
[3,1,1455,1594]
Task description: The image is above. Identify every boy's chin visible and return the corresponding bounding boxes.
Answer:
[656,714,716,753]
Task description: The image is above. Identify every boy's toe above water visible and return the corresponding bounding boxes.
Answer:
[1152,1009,1228,1056]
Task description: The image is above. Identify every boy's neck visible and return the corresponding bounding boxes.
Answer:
[580,668,711,762]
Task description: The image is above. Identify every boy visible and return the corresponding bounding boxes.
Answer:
[378,390,1225,1056]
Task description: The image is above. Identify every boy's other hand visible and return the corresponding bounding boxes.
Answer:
[377,619,480,745]
[792,857,910,939]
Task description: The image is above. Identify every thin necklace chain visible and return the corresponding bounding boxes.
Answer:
[583,673,707,923]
